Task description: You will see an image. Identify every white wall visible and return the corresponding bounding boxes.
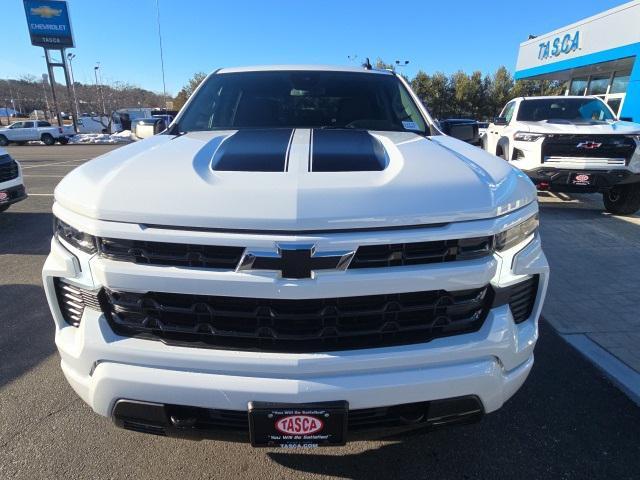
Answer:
[516,1,640,72]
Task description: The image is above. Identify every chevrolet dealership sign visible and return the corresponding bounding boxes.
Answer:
[23,0,74,48]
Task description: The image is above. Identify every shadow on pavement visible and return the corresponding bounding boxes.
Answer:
[0,284,56,388]
[0,210,53,255]
[267,323,640,479]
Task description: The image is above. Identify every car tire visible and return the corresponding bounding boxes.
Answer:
[41,134,55,146]
[603,184,640,215]
[58,137,69,145]
[0,135,8,146]
[0,204,10,213]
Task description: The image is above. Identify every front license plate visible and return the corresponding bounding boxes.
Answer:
[248,401,348,448]
[570,172,592,185]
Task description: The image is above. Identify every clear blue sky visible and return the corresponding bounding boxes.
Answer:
[2,0,628,95]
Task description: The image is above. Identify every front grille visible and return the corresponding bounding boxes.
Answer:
[102,286,493,352]
[98,238,245,269]
[0,158,19,182]
[541,135,636,164]
[96,236,493,272]
[508,276,538,324]
[53,278,102,326]
[349,237,492,269]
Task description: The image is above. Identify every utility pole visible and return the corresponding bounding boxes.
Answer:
[67,53,81,123]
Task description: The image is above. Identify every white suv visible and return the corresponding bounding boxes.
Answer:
[0,147,26,212]
[484,96,640,215]
[43,65,549,447]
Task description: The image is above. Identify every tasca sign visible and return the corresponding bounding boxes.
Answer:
[537,31,581,61]
[23,0,74,48]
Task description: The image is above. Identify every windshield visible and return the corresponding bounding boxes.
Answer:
[177,70,428,134]
[517,98,615,122]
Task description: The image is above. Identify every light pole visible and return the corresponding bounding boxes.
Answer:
[67,53,81,124]
[394,60,410,72]
[155,0,168,110]
[94,63,106,115]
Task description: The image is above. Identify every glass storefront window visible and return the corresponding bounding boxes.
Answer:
[587,76,610,95]
[607,98,622,116]
[610,73,630,94]
[569,78,588,95]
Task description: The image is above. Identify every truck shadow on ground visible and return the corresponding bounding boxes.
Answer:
[0,284,56,388]
[0,210,53,255]
[266,326,640,479]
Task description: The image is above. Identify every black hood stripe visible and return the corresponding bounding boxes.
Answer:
[211,128,294,172]
[310,129,387,172]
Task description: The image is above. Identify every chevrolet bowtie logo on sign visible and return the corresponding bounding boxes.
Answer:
[31,5,62,18]
[23,0,74,48]
[237,244,355,279]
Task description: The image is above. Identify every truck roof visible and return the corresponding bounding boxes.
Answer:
[216,64,393,75]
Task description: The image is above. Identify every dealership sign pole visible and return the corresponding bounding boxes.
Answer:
[23,0,78,133]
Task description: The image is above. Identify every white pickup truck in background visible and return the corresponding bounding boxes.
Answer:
[0,120,74,146]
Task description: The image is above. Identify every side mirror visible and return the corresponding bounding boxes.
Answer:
[493,117,508,126]
[447,123,477,143]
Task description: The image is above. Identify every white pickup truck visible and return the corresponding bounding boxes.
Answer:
[43,65,548,447]
[0,120,74,146]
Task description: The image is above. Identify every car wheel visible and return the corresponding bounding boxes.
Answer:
[495,146,507,160]
[41,133,55,146]
[603,184,640,215]
[58,137,69,145]
[0,204,10,213]
[0,135,8,146]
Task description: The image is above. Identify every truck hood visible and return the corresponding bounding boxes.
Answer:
[517,120,640,135]
[54,129,535,231]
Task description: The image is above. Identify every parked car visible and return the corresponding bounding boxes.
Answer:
[0,147,26,212]
[437,118,481,146]
[0,120,74,146]
[484,96,640,215]
[43,65,548,447]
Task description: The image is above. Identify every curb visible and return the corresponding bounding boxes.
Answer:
[561,333,640,406]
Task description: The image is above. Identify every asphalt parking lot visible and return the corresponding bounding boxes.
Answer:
[1,145,640,480]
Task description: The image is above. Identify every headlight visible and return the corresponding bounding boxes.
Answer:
[495,214,538,251]
[54,217,97,254]
[513,132,545,142]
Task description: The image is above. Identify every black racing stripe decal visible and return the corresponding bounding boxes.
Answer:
[310,129,387,172]
[211,128,294,172]
[307,128,313,172]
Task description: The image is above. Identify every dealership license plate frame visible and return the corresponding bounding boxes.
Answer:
[248,401,348,448]
[570,172,593,186]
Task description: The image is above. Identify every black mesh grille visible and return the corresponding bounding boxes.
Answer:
[97,237,493,271]
[508,276,538,324]
[53,278,101,326]
[98,238,245,269]
[350,237,493,269]
[542,135,636,164]
[102,287,493,352]
[0,158,19,182]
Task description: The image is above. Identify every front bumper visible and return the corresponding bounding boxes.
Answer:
[43,204,549,439]
[0,183,27,207]
[525,168,640,192]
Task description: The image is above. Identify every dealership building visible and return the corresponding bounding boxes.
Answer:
[515,0,640,121]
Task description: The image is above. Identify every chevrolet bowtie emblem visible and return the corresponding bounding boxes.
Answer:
[237,243,355,279]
